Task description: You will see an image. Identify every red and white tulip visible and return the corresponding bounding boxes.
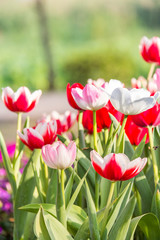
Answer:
[2,86,42,113]
[18,120,57,150]
[90,150,147,181]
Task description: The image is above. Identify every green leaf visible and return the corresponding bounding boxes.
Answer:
[100,178,112,209]
[0,131,17,196]
[46,170,57,204]
[65,171,74,207]
[151,180,160,222]
[119,131,125,153]
[19,203,56,216]
[153,127,160,171]
[105,182,132,235]
[85,180,100,240]
[131,134,146,160]
[43,209,74,240]
[67,205,87,236]
[126,213,160,240]
[66,169,89,213]
[14,149,41,240]
[34,207,51,240]
[108,196,136,240]
[134,171,152,212]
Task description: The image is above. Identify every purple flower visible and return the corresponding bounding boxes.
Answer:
[0,143,15,162]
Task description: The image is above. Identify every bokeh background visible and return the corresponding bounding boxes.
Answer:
[0,0,160,91]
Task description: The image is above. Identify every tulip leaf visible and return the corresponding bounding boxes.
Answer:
[34,207,51,240]
[151,180,160,222]
[85,180,100,240]
[126,213,160,240]
[108,196,136,240]
[19,203,56,216]
[131,134,147,160]
[14,149,41,240]
[0,131,17,196]
[153,127,160,171]
[46,169,57,204]
[134,171,152,212]
[42,209,74,240]
[66,168,89,213]
[65,170,74,207]
[104,182,132,235]
[100,178,112,209]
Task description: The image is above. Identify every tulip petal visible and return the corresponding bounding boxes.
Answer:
[42,145,58,169]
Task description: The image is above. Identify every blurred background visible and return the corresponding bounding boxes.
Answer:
[0,0,160,91]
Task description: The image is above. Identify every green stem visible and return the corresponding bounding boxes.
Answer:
[78,111,86,149]
[116,115,127,153]
[13,112,22,167]
[93,110,99,210]
[147,63,156,83]
[101,181,115,237]
[61,169,65,208]
[104,128,108,145]
[148,126,159,186]
[56,169,66,227]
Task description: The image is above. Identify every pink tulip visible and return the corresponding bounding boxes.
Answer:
[153,68,160,90]
[18,120,57,150]
[131,77,147,89]
[42,141,76,169]
[90,150,147,181]
[2,86,42,113]
[139,36,160,65]
[71,83,109,111]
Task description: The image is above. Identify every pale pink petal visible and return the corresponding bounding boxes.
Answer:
[42,145,58,169]
[67,141,76,164]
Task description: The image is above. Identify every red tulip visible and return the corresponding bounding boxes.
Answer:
[91,151,147,181]
[140,36,160,64]
[66,83,84,110]
[131,102,160,127]
[82,107,111,134]
[107,100,124,123]
[18,120,57,150]
[2,86,42,113]
[125,116,149,145]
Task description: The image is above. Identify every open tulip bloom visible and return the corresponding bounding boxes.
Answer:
[71,83,109,111]
[18,120,57,150]
[42,141,76,169]
[91,151,147,181]
[2,86,42,113]
[109,87,160,115]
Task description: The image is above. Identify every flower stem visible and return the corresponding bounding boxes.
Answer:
[61,169,65,208]
[116,115,127,153]
[104,128,108,145]
[93,110,99,210]
[78,111,86,149]
[147,63,156,83]
[148,126,159,186]
[101,181,115,237]
[13,112,22,164]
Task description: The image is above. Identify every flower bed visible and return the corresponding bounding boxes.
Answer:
[1,36,160,240]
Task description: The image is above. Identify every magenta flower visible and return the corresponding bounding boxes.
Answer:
[71,83,109,111]
[0,143,15,163]
[42,141,76,169]
[90,151,147,181]
[2,86,42,113]
[18,120,57,150]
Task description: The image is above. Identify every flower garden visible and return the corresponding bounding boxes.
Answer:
[1,36,160,239]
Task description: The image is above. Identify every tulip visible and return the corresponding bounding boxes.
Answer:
[131,76,147,89]
[153,68,160,90]
[2,86,42,113]
[110,87,160,115]
[90,150,147,181]
[66,83,84,110]
[42,141,76,169]
[18,120,57,150]
[87,78,105,87]
[71,83,109,111]
[139,36,160,65]
[131,102,160,127]
[82,107,111,134]
[124,116,149,145]
[51,110,77,134]
[101,79,124,95]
